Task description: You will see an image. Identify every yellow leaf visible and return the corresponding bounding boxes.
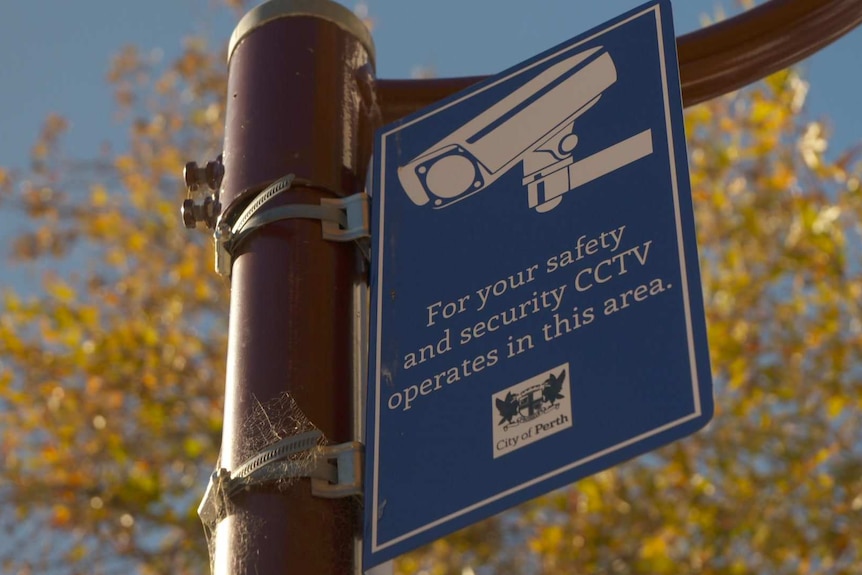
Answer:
[826,396,846,418]
[115,155,135,173]
[91,184,109,208]
[640,534,668,560]
[51,504,72,527]
[128,230,147,252]
[751,100,777,124]
[47,279,76,303]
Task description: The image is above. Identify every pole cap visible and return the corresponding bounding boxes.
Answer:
[229,0,376,64]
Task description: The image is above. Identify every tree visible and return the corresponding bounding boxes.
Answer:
[1,4,861,575]
[0,32,230,575]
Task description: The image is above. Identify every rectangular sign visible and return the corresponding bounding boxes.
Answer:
[364,0,713,568]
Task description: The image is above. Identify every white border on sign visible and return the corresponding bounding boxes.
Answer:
[371,2,701,554]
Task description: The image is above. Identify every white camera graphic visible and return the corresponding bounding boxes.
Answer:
[397,46,654,213]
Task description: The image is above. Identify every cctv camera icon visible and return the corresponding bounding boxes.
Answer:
[397,46,654,212]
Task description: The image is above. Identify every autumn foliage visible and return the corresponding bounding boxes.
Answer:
[1,5,861,575]
[1,36,228,574]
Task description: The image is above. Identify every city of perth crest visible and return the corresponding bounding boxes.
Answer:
[491,363,573,457]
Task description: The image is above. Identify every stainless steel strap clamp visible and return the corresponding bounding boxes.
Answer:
[198,430,364,528]
[212,174,371,277]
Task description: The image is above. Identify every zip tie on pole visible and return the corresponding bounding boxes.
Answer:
[198,429,364,529]
[213,173,371,277]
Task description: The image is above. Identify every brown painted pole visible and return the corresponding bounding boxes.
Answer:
[213,1,376,573]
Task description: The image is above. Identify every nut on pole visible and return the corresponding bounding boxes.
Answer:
[181,156,224,229]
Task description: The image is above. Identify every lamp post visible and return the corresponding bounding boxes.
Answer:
[207,2,375,573]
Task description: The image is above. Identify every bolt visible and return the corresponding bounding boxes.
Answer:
[181,199,197,229]
[184,161,201,191]
[205,158,225,190]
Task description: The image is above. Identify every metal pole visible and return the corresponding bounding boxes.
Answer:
[212,1,376,573]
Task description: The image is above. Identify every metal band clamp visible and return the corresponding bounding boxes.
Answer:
[213,173,371,277]
[198,430,364,528]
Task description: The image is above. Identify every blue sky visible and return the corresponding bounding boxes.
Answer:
[0,0,860,176]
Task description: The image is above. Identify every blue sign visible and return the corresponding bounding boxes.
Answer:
[364,0,713,568]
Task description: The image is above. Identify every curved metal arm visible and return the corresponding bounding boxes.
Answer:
[679,0,862,105]
[377,0,862,122]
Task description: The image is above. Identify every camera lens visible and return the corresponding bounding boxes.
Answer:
[425,154,478,199]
